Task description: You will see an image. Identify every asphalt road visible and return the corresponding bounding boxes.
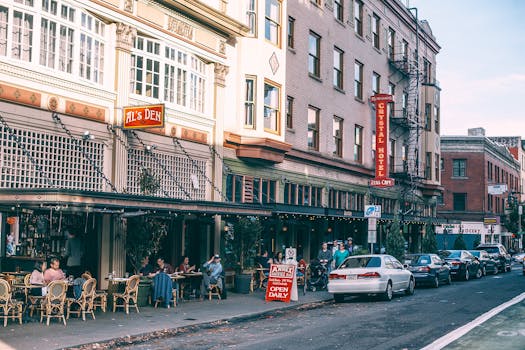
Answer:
[114,265,525,350]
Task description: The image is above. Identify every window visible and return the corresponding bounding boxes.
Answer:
[402,144,408,172]
[425,103,432,131]
[12,10,34,62]
[333,116,343,157]
[452,159,466,177]
[387,27,395,60]
[244,76,256,128]
[264,81,280,132]
[226,174,276,204]
[423,58,431,83]
[425,152,432,180]
[401,39,408,61]
[0,6,8,56]
[389,139,395,173]
[371,131,376,162]
[354,61,363,99]
[131,37,160,98]
[435,153,440,182]
[354,125,363,163]
[372,13,380,49]
[354,0,363,36]
[308,106,319,150]
[434,105,440,133]
[388,82,395,117]
[265,0,281,46]
[333,47,343,89]
[79,12,105,83]
[402,91,408,117]
[453,193,467,211]
[246,0,257,36]
[328,189,364,211]
[372,72,380,94]
[285,183,322,206]
[287,16,294,48]
[286,95,294,129]
[334,0,343,22]
[308,31,320,77]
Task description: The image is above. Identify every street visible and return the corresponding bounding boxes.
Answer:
[113,266,525,350]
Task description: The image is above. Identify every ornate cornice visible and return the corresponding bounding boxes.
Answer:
[115,22,137,52]
[214,63,229,87]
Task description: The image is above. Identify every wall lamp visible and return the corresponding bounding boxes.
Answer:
[83,131,95,141]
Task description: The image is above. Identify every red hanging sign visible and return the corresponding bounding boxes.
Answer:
[265,264,296,303]
[123,104,165,129]
[370,94,394,188]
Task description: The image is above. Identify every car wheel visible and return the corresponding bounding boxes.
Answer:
[464,269,470,281]
[334,294,344,303]
[445,273,452,285]
[432,275,439,288]
[405,278,415,295]
[476,267,483,279]
[382,281,393,301]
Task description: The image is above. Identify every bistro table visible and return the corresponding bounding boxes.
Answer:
[180,272,203,300]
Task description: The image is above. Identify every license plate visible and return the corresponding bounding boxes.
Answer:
[346,275,357,280]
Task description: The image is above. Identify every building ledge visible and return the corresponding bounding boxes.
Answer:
[224,132,292,163]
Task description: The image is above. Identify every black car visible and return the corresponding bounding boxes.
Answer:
[468,250,499,275]
[404,253,451,288]
[439,250,482,281]
[474,243,512,272]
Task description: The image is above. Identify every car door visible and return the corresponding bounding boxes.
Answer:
[388,256,408,291]
[431,255,445,280]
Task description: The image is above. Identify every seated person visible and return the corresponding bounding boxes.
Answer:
[200,255,223,297]
[256,250,272,269]
[149,257,175,276]
[30,261,47,296]
[139,256,154,276]
[73,271,92,299]
[178,256,196,273]
[297,256,307,277]
[43,257,66,283]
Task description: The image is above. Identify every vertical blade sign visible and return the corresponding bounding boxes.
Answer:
[370,94,395,188]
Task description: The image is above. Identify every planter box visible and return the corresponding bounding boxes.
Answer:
[234,273,252,294]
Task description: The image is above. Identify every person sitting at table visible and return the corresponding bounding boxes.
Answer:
[73,271,92,299]
[30,261,47,296]
[44,257,66,283]
[273,251,284,264]
[178,256,196,273]
[256,250,272,269]
[200,255,223,298]
[139,256,153,276]
[149,257,175,276]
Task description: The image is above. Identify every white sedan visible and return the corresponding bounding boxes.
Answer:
[328,254,415,302]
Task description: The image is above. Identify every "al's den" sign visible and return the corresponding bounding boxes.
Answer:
[123,104,165,129]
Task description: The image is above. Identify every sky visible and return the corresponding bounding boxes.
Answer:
[407,0,525,137]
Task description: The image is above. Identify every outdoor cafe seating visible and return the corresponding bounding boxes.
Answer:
[40,280,68,326]
[112,275,140,314]
[0,278,23,327]
[66,277,97,321]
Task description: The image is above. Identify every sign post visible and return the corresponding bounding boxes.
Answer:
[370,94,394,188]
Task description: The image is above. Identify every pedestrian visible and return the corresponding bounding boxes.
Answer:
[317,242,333,273]
[345,237,354,254]
[64,230,84,278]
[333,242,350,270]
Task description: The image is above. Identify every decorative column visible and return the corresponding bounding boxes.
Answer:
[212,62,229,254]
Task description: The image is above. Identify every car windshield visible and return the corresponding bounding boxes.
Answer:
[442,251,461,259]
[340,256,382,269]
[469,251,480,257]
[481,247,499,254]
[405,255,431,266]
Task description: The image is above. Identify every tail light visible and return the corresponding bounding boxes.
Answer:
[451,261,461,266]
[417,266,430,272]
[329,273,346,280]
[357,272,381,279]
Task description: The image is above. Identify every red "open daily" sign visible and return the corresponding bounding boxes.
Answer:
[265,264,296,303]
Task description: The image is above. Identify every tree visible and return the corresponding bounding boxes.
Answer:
[125,217,168,273]
[453,234,467,250]
[422,223,438,253]
[386,216,406,261]
[223,216,262,272]
[139,167,160,195]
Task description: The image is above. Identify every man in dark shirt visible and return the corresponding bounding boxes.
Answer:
[317,242,333,272]
[256,250,272,269]
[139,256,153,276]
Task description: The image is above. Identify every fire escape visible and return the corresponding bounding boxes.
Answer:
[389,8,423,217]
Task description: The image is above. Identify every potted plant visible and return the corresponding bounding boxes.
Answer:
[223,216,262,293]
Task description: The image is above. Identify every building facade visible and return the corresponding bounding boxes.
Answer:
[438,129,521,249]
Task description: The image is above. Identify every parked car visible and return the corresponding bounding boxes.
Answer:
[512,252,525,264]
[468,250,499,275]
[328,254,415,303]
[474,243,512,272]
[439,250,482,280]
[404,253,451,288]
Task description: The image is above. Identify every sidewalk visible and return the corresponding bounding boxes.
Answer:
[0,290,333,350]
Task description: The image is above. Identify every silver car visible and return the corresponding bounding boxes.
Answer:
[328,254,415,302]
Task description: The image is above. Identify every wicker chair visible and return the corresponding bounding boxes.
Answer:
[66,278,97,321]
[93,290,107,312]
[0,279,23,327]
[112,275,140,314]
[40,280,68,326]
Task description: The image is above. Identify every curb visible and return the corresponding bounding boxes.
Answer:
[61,298,333,350]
